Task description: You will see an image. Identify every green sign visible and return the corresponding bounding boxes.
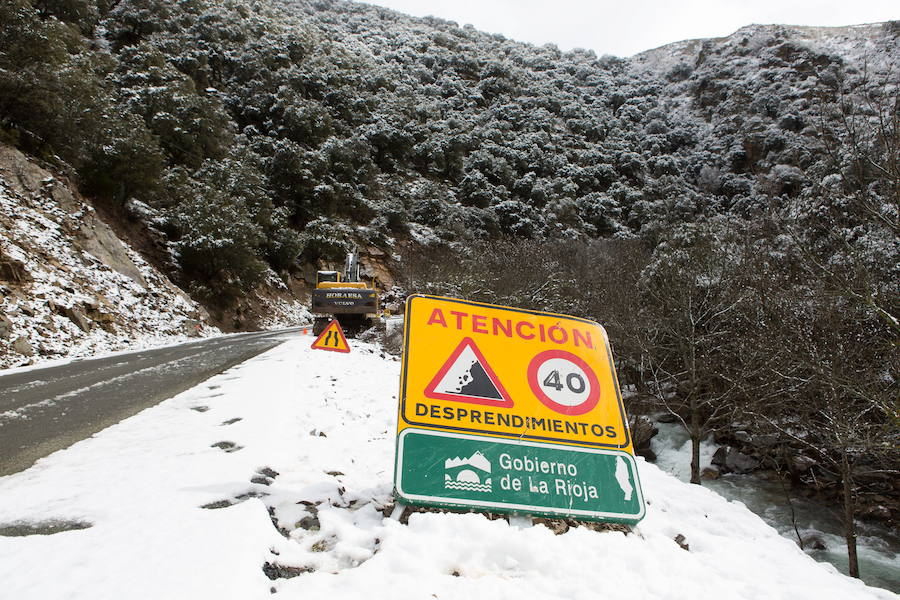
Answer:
[395,428,645,524]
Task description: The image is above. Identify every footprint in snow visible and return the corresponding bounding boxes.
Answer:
[200,490,268,510]
[251,467,280,486]
[211,441,242,452]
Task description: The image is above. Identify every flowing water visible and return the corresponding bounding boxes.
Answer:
[651,419,900,594]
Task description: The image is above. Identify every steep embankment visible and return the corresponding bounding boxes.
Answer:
[0,145,220,368]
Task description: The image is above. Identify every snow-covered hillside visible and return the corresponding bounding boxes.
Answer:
[0,145,220,368]
[632,22,897,74]
[0,144,314,369]
[0,337,894,600]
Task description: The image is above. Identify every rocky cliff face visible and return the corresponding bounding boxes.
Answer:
[0,145,220,368]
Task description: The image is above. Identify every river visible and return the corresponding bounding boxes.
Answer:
[650,419,900,594]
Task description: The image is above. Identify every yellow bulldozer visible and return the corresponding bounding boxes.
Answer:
[311,250,379,336]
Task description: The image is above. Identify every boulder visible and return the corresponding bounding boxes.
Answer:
[184,319,203,337]
[630,415,659,462]
[72,210,147,286]
[361,255,395,289]
[701,466,721,480]
[0,253,31,284]
[0,313,12,339]
[800,534,827,550]
[62,306,92,333]
[12,337,34,356]
[711,446,729,468]
[789,454,818,473]
[82,300,116,324]
[725,448,760,474]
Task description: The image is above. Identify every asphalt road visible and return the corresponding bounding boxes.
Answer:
[0,328,305,476]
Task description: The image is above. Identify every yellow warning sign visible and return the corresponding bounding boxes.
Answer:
[311,319,351,353]
[398,295,632,452]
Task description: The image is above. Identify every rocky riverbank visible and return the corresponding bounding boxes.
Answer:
[629,413,897,527]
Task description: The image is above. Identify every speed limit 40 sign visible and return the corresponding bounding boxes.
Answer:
[394,295,644,524]
[528,349,600,416]
[397,295,634,450]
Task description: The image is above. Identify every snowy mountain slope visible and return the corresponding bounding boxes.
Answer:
[0,145,220,369]
[0,338,894,600]
[632,22,897,74]
[0,144,315,370]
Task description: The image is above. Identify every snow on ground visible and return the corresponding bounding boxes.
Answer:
[0,338,895,600]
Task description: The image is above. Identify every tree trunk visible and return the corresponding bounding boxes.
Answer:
[690,397,701,485]
[841,451,860,578]
[777,447,804,548]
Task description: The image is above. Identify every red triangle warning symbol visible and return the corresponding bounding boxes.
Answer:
[311,319,351,353]
[424,337,513,408]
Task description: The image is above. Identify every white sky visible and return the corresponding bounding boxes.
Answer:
[361,0,898,57]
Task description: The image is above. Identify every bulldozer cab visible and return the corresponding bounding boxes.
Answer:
[316,271,340,286]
